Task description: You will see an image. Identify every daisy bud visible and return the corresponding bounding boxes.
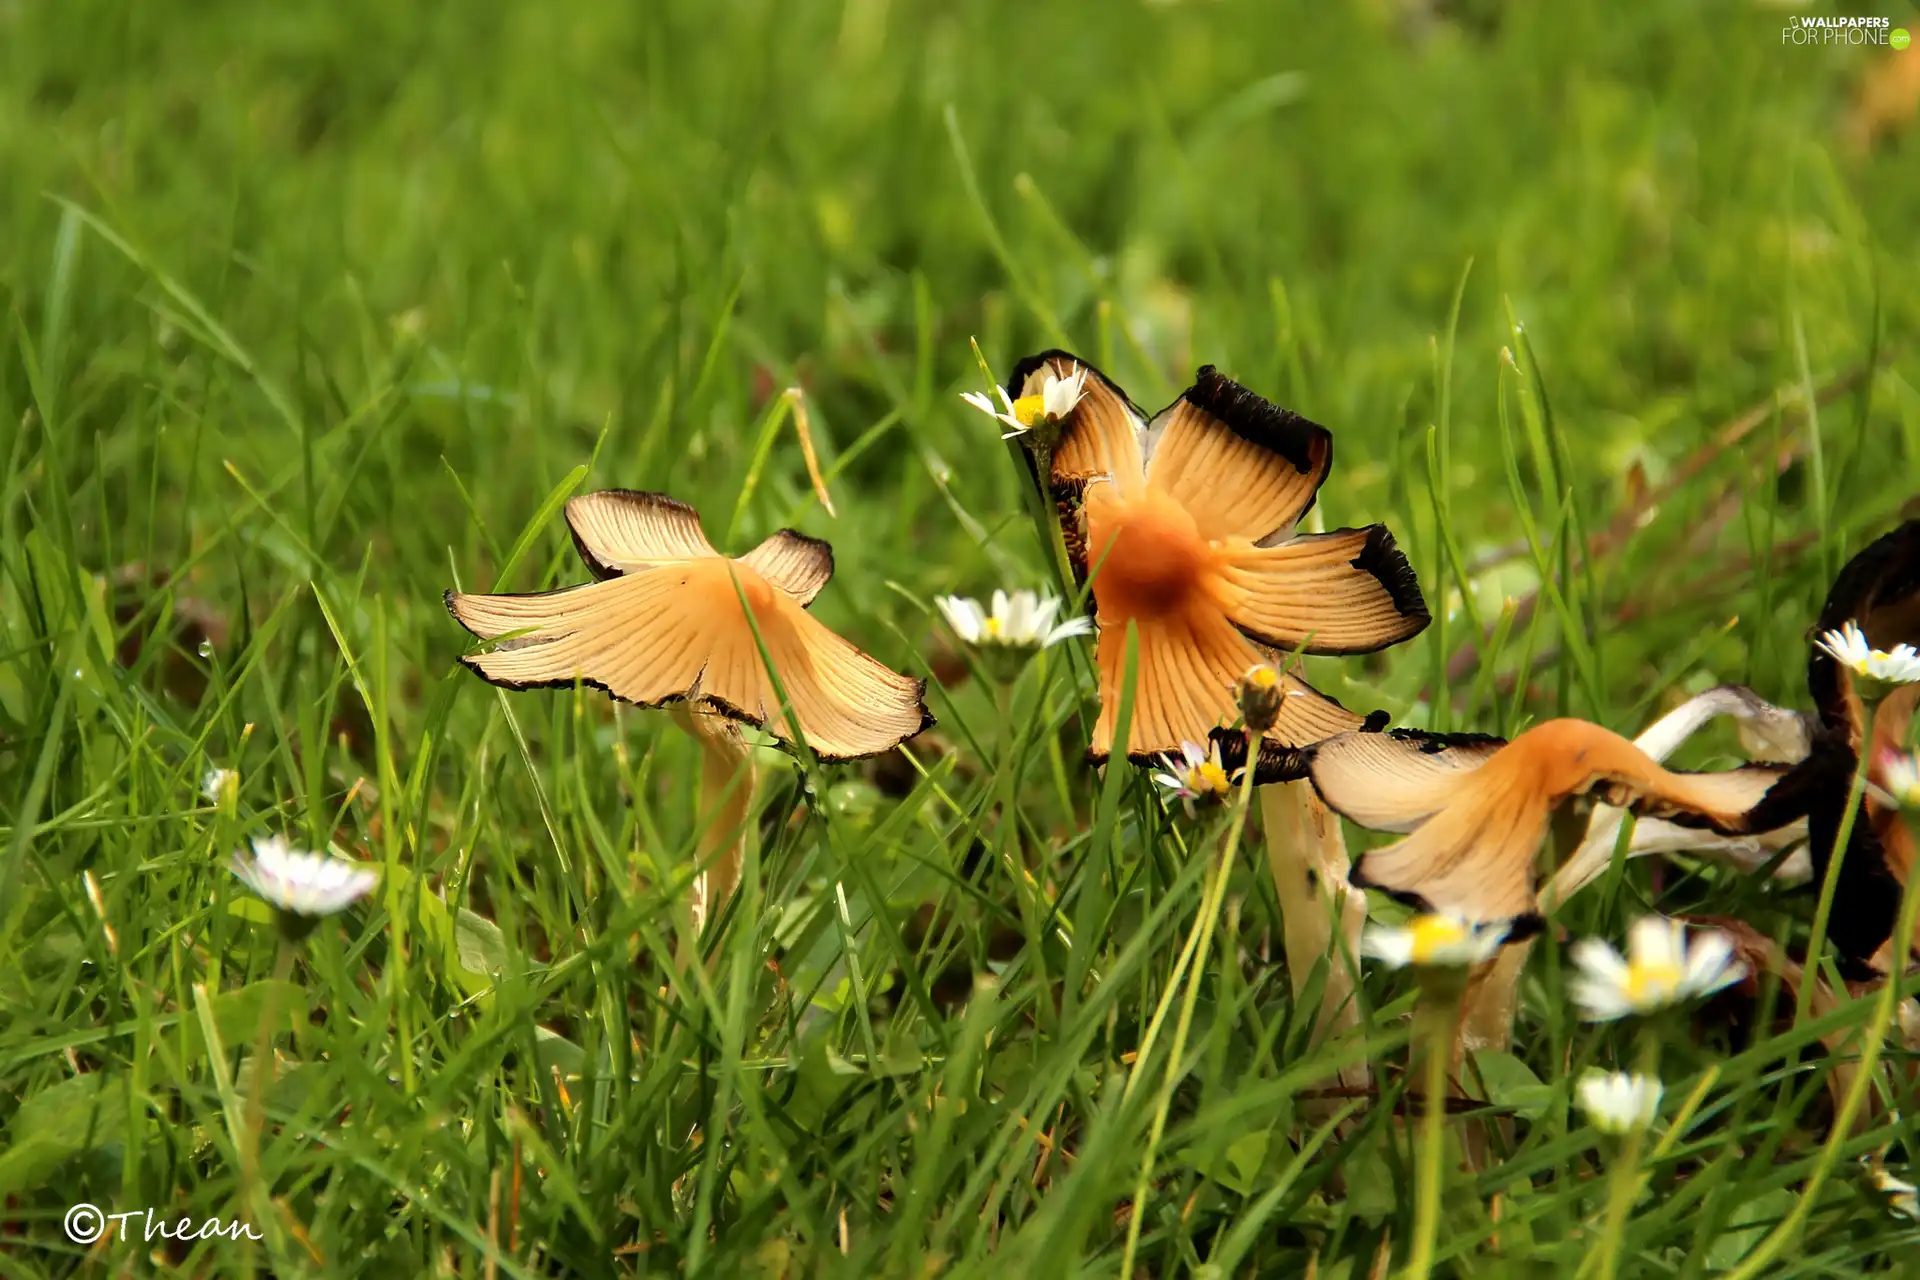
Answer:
[1237,663,1285,734]
[1576,1071,1663,1136]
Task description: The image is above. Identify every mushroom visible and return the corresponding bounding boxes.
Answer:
[447,489,932,928]
[1793,681,1920,973]
[1766,520,1920,972]
[1006,352,1428,769]
[1004,351,1431,1085]
[1807,521,1920,749]
[1448,521,1920,1050]
[1307,717,1792,932]
[1454,685,1814,1054]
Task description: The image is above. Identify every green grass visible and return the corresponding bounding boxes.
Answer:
[3,0,1920,1274]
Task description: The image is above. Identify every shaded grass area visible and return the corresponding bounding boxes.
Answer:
[2,0,1919,1273]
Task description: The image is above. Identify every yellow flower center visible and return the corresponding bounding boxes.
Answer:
[1194,761,1230,795]
[982,617,1004,640]
[1408,915,1469,963]
[1248,666,1280,689]
[1010,393,1049,427]
[1624,959,1683,1006]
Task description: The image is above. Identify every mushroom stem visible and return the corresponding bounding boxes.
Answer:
[1458,946,1528,1056]
[676,708,755,934]
[1260,780,1370,1091]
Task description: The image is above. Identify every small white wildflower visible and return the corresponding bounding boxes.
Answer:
[937,589,1092,651]
[1576,1071,1663,1135]
[1569,916,1744,1022]
[1877,750,1920,810]
[1360,913,1510,969]
[960,364,1088,440]
[958,386,1021,434]
[231,835,378,933]
[1816,620,1920,685]
[202,767,237,805]
[1869,1167,1920,1222]
[1036,365,1088,422]
[1151,740,1237,816]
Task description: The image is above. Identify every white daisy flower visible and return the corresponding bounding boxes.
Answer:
[960,364,1088,440]
[1576,1071,1663,1135]
[1569,916,1744,1022]
[201,767,237,804]
[1360,913,1511,969]
[1036,365,1089,422]
[936,589,1092,651]
[1816,620,1920,685]
[1877,750,1920,810]
[231,835,378,921]
[1869,1168,1920,1222]
[958,386,1022,434]
[1151,740,1238,815]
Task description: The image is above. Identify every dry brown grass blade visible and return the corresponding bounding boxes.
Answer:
[784,387,838,519]
[1445,363,1878,685]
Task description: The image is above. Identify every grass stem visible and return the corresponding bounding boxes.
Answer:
[1118,732,1260,1277]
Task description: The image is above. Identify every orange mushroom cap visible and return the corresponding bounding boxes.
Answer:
[1005,351,1430,775]
[1310,719,1790,928]
[446,490,932,761]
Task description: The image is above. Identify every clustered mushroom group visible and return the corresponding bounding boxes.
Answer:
[221,345,1920,1239]
[440,349,1920,1076]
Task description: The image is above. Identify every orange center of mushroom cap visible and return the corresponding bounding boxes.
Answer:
[1085,484,1219,624]
[683,558,781,624]
[1499,718,1668,798]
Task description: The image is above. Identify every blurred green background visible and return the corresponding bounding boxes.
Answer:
[3,0,1918,1274]
[5,0,1912,665]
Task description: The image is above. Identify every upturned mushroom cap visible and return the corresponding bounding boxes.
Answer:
[1310,719,1790,927]
[1004,351,1430,776]
[446,490,931,762]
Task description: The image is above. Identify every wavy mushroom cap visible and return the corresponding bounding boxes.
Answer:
[446,490,931,761]
[1005,351,1430,773]
[1310,718,1790,927]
